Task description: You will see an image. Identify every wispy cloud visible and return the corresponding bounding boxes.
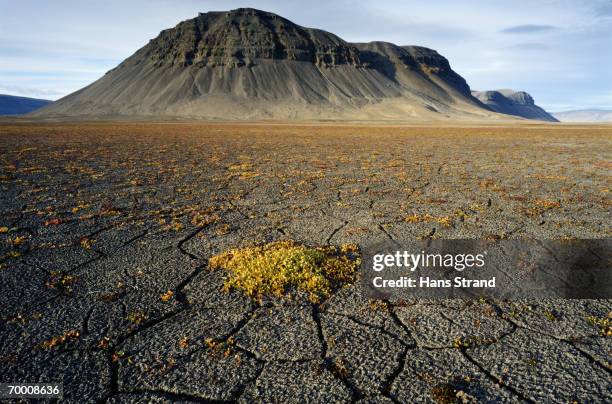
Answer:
[594,2,612,18]
[500,24,559,34]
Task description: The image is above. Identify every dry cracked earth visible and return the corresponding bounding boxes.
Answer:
[0,122,610,403]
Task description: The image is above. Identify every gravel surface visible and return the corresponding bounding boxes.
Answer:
[0,122,610,402]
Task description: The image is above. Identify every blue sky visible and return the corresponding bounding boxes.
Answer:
[1,0,611,111]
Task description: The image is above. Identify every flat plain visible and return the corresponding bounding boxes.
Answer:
[0,122,610,402]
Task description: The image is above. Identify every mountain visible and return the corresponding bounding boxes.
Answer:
[471,89,558,122]
[0,94,52,115]
[552,109,612,122]
[35,8,509,121]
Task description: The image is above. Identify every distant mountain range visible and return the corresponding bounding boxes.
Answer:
[472,89,558,122]
[0,94,52,115]
[552,109,612,122]
[33,8,556,122]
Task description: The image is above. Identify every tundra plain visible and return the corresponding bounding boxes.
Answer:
[0,122,610,402]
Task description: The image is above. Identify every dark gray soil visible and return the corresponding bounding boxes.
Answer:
[1,123,610,403]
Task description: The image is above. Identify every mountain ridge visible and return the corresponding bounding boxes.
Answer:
[471,89,557,122]
[0,94,52,115]
[552,109,612,122]
[35,8,549,122]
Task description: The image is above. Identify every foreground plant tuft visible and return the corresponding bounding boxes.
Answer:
[209,241,360,303]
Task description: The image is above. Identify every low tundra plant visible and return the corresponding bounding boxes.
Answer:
[209,241,360,303]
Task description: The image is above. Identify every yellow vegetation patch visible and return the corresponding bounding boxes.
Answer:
[79,237,95,249]
[534,199,561,209]
[127,310,148,325]
[160,290,174,302]
[228,162,260,180]
[237,171,260,180]
[204,336,236,358]
[98,337,110,349]
[404,214,453,228]
[586,314,611,337]
[71,203,90,214]
[209,241,361,303]
[215,224,231,236]
[330,357,349,379]
[45,271,77,294]
[40,330,80,349]
[4,251,21,259]
[228,163,252,171]
[178,337,190,349]
[452,337,472,349]
[8,235,28,246]
[191,212,219,227]
[168,221,184,232]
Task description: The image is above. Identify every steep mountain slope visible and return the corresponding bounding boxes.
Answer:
[472,89,557,122]
[352,42,477,104]
[552,109,612,122]
[0,94,52,115]
[35,8,501,121]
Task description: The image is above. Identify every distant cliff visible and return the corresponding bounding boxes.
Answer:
[471,89,558,122]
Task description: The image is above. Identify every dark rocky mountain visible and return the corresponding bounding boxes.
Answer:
[35,8,532,121]
[472,89,558,122]
[144,9,362,68]
[0,94,52,115]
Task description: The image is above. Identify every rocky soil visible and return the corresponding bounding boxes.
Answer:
[1,122,610,402]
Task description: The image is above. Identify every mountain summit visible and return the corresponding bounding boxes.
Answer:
[36,8,548,121]
[142,8,362,68]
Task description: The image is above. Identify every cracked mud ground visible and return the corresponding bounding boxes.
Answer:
[0,122,610,403]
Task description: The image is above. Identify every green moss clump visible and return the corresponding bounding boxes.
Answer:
[209,241,360,303]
